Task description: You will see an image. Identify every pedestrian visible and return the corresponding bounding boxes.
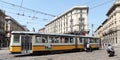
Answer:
[106,43,115,57]
[86,43,92,52]
[84,42,87,51]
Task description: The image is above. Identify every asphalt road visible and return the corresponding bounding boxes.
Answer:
[0,46,120,60]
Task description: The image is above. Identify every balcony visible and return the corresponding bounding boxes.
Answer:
[102,27,117,36]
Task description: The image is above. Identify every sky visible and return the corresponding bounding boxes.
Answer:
[0,0,115,35]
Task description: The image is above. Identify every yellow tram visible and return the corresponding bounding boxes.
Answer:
[9,31,101,54]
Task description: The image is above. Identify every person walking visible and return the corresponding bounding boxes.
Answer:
[106,43,115,57]
[86,43,92,52]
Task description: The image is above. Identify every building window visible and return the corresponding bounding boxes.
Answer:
[116,37,117,43]
[70,19,73,22]
[80,10,82,14]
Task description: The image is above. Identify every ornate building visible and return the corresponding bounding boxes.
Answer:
[4,16,29,47]
[95,0,120,46]
[0,10,5,48]
[38,28,45,33]
[0,9,29,47]
[39,6,89,36]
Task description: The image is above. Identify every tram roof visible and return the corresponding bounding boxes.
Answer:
[11,31,76,37]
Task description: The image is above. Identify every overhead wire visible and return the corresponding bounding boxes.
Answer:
[88,0,114,35]
[0,0,51,22]
[0,2,37,15]
[20,0,23,8]
[0,0,114,15]
[0,0,114,16]
[0,0,114,20]
[0,1,49,20]
[90,0,114,10]
[82,0,96,5]
[0,0,56,17]
[0,0,115,31]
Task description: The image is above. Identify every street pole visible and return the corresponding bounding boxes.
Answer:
[0,40,1,50]
[92,24,94,36]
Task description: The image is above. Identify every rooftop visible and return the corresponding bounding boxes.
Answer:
[45,6,89,26]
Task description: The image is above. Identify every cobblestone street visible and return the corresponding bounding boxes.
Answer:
[0,46,120,60]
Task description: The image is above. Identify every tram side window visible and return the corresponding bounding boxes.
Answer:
[65,37,69,43]
[88,38,90,43]
[42,36,48,43]
[49,37,54,43]
[51,38,54,43]
[60,37,64,43]
[79,38,83,43]
[14,35,20,43]
[97,39,100,43]
[70,37,74,43]
[42,38,46,43]
[54,37,59,43]
[90,38,95,43]
[95,39,99,43]
[36,36,42,43]
[50,38,55,43]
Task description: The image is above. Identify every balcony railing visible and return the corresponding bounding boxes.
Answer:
[102,27,117,36]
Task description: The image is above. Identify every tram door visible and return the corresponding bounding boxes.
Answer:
[21,35,32,54]
[83,38,88,49]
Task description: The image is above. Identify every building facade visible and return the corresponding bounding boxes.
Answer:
[38,28,45,33]
[40,6,89,36]
[4,16,29,47]
[0,10,5,48]
[95,0,120,46]
[5,16,27,32]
